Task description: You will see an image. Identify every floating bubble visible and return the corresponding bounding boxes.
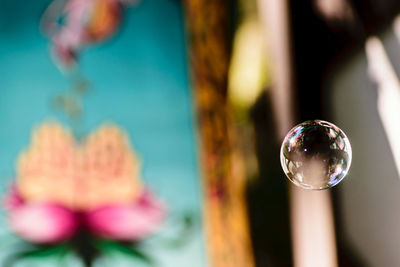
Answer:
[280,120,352,190]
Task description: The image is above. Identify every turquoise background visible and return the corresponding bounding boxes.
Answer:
[0,0,207,266]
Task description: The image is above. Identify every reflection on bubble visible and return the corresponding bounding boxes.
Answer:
[280,120,352,190]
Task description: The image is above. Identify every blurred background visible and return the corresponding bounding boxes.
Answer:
[229,0,400,267]
[1,0,400,266]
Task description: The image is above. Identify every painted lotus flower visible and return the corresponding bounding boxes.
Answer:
[41,0,138,66]
[4,123,165,244]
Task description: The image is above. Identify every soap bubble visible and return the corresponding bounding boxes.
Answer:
[280,120,352,190]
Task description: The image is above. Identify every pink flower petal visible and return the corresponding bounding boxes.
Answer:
[86,191,165,240]
[9,203,78,244]
[3,186,25,210]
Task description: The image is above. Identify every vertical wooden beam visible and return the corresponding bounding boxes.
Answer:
[183,1,255,267]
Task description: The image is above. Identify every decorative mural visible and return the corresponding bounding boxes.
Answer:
[0,0,204,266]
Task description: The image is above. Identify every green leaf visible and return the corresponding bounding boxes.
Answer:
[3,243,69,267]
[94,239,154,266]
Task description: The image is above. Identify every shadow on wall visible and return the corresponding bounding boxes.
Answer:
[246,91,292,267]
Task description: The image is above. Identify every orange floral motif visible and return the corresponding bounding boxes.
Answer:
[17,123,142,210]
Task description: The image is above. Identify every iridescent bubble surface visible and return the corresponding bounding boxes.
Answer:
[280,120,352,190]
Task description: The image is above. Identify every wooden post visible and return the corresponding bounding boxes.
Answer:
[183,1,255,267]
